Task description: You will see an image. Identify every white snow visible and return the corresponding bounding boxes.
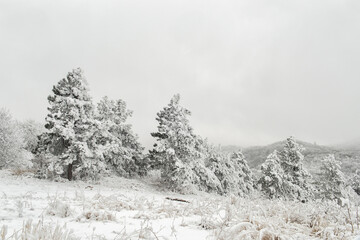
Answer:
[0,170,359,240]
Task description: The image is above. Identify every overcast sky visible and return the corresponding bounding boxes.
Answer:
[0,0,359,148]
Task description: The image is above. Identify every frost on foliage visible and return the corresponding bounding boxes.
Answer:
[0,109,30,169]
[193,159,223,194]
[35,68,105,180]
[206,153,237,194]
[259,150,284,199]
[207,151,254,196]
[95,96,145,177]
[278,136,313,200]
[230,152,254,195]
[259,137,313,200]
[319,154,346,201]
[1,220,78,240]
[18,119,44,154]
[149,94,219,193]
[349,170,360,196]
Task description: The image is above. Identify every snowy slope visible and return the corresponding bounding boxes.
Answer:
[0,170,358,240]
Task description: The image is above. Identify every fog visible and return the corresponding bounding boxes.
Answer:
[1,0,359,148]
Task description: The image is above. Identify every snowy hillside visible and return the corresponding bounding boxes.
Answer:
[1,170,359,240]
[222,140,360,176]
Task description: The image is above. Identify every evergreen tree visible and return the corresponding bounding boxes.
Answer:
[319,154,346,201]
[259,150,285,198]
[95,96,144,176]
[278,136,313,200]
[150,94,218,193]
[41,68,104,180]
[206,153,234,194]
[229,152,254,196]
[150,94,198,191]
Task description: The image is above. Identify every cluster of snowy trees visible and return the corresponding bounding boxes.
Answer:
[1,68,358,203]
[33,68,144,181]
[148,94,254,195]
[258,137,349,202]
[147,94,351,200]
[26,68,256,196]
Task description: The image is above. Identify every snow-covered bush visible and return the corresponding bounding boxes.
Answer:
[46,198,72,218]
[1,220,78,240]
[0,109,31,169]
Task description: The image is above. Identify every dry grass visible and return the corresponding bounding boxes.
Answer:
[1,220,78,240]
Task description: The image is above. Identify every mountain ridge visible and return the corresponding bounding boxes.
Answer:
[221,139,360,176]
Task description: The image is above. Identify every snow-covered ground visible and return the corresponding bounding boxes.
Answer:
[0,170,359,240]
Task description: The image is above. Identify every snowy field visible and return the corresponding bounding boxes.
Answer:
[0,170,359,240]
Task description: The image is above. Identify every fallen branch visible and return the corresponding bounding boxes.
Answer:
[165,197,190,203]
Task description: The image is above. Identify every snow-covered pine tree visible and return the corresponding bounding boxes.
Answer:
[150,94,199,192]
[95,96,144,177]
[192,137,223,194]
[150,94,220,193]
[278,136,313,200]
[259,150,285,198]
[319,154,346,201]
[41,68,104,180]
[229,151,254,196]
[206,152,238,195]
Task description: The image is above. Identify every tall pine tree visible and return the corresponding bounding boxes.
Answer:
[278,136,313,200]
[150,94,220,193]
[42,68,103,180]
[319,154,346,201]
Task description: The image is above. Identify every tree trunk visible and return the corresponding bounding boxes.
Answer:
[67,163,73,181]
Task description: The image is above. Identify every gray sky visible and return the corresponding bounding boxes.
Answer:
[1,0,360,148]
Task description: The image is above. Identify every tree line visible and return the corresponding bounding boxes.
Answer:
[0,68,357,203]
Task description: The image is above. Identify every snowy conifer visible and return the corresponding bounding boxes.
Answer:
[229,152,254,196]
[95,96,144,176]
[150,94,198,191]
[206,153,237,195]
[41,68,104,180]
[319,154,346,201]
[278,136,313,200]
[150,94,219,193]
[259,150,285,198]
[206,151,254,196]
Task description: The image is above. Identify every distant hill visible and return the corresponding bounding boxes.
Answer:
[221,140,360,177]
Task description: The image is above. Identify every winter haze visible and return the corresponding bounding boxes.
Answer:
[1,0,360,148]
